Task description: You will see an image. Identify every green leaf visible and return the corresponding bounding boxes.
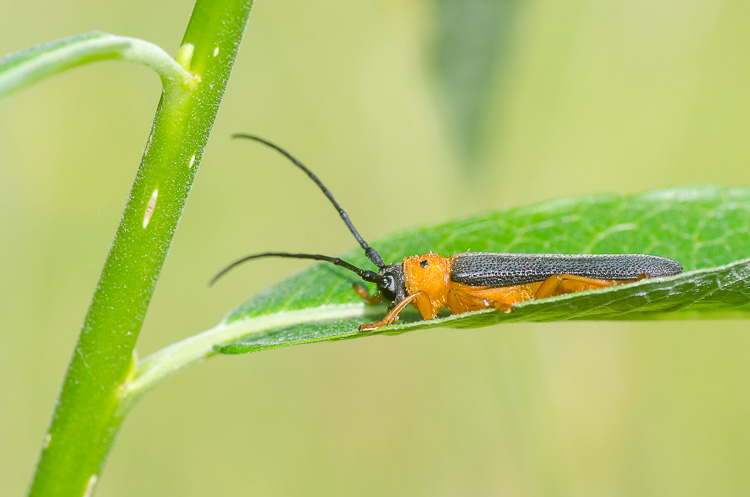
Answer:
[209,185,750,355]
[0,31,193,98]
[127,185,750,397]
[430,0,517,166]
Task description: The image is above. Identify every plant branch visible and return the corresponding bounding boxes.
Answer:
[0,32,195,98]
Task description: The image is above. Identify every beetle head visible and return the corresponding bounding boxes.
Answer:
[374,263,407,309]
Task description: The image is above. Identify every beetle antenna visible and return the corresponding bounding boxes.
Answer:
[233,133,386,268]
[209,252,383,287]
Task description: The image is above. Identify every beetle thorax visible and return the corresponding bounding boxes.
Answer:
[403,254,451,310]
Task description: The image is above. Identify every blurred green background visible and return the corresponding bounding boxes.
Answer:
[2,0,750,495]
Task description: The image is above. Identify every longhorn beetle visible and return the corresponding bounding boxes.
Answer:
[212,134,683,331]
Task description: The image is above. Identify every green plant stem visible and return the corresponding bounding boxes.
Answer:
[28,1,253,496]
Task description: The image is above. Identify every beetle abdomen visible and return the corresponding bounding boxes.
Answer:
[450,252,683,287]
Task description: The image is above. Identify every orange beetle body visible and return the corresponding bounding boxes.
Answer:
[357,252,678,331]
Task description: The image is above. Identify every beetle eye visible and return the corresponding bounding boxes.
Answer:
[379,274,397,303]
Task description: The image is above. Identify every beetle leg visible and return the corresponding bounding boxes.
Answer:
[447,288,514,314]
[413,292,442,320]
[534,274,630,300]
[352,282,381,305]
[359,292,423,331]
